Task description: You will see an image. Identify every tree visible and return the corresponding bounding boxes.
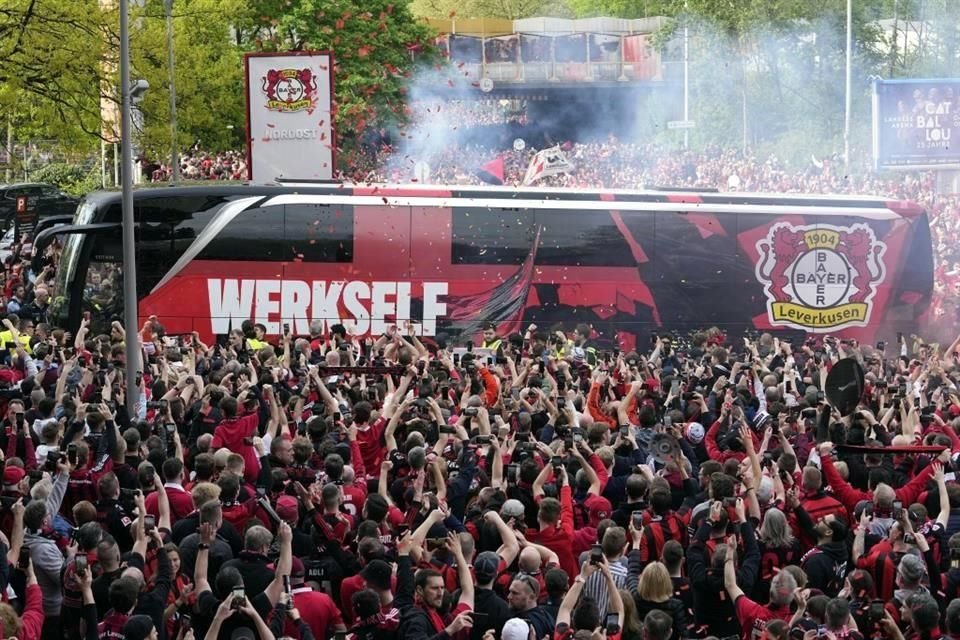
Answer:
[235,0,440,160]
[131,0,247,156]
[0,0,113,143]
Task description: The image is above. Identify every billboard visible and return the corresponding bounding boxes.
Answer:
[873,78,960,170]
[244,51,335,182]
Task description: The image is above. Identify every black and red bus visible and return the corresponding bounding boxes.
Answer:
[44,184,933,351]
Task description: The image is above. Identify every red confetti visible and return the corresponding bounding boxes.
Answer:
[358,46,370,57]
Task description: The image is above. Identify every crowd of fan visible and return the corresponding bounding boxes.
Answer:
[146,151,248,183]
[0,289,955,640]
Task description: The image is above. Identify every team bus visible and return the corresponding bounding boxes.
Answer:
[43,184,933,351]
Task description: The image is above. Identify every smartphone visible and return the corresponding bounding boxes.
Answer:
[83,311,91,322]
[334,633,348,640]
[664,415,672,428]
[619,426,629,437]
[551,455,562,469]
[893,500,903,519]
[283,323,290,335]
[605,612,619,634]
[869,600,885,622]
[506,463,519,483]
[876,341,886,351]
[67,443,78,465]
[144,515,156,532]
[670,379,680,396]
[914,396,920,409]
[231,585,245,609]
[631,511,643,529]
[17,546,29,570]
[283,575,293,609]
[75,555,88,573]
[14,412,24,427]
[590,544,603,565]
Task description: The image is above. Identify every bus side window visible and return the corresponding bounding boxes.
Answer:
[196,205,287,261]
[451,207,533,265]
[284,203,353,262]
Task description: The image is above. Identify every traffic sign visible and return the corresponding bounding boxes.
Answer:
[667,120,696,130]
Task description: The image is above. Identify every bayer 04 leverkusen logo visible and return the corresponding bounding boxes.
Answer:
[755,223,887,331]
[261,68,318,114]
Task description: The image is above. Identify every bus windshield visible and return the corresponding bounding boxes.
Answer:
[49,199,126,331]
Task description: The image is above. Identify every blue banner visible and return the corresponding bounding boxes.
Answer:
[873,78,960,170]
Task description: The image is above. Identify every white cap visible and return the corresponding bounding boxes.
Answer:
[502,618,532,640]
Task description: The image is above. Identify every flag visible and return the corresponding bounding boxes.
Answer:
[522,146,574,185]
[476,156,505,185]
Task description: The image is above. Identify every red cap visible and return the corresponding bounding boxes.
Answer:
[275,495,299,524]
[949,405,960,418]
[3,466,25,486]
[586,496,612,527]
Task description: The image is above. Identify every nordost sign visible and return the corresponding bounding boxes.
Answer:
[244,52,335,182]
[755,223,887,330]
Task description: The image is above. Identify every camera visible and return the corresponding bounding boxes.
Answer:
[463,407,479,417]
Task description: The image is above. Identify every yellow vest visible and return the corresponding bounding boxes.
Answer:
[0,330,31,354]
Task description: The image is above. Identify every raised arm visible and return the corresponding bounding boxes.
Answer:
[448,532,474,609]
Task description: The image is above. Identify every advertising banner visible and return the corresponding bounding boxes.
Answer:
[873,78,960,170]
[244,51,335,182]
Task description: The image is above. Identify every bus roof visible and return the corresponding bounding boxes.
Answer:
[80,183,925,220]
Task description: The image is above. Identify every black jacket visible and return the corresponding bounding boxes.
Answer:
[687,520,760,638]
[132,545,173,640]
[800,541,848,597]
[633,597,689,639]
[396,555,447,640]
[470,588,510,640]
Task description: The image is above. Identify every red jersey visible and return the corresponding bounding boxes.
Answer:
[525,485,577,581]
[734,595,791,640]
[285,588,345,639]
[211,411,261,483]
[356,417,387,477]
[145,483,194,525]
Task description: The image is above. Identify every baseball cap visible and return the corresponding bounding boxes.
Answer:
[502,618,532,640]
[231,628,257,640]
[501,499,525,519]
[122,615,155,640]
[473,551,501,583]
[753,411,772,431]
[2,466,25,486]
[585,496,612,527]
[360,559,393,591]
[275,495,299,524]
[684,422,705,445]
[290,556,305,578]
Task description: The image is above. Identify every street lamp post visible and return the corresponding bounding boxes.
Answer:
[120,0,141,414]
[164,0,180,181]
[844,0,852,167]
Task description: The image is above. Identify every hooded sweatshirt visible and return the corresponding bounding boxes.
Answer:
[800,541,848,597]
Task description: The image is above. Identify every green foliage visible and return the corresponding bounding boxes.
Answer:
[30,163,101,196]
[132,0,247,157]
[234,0,439,152]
